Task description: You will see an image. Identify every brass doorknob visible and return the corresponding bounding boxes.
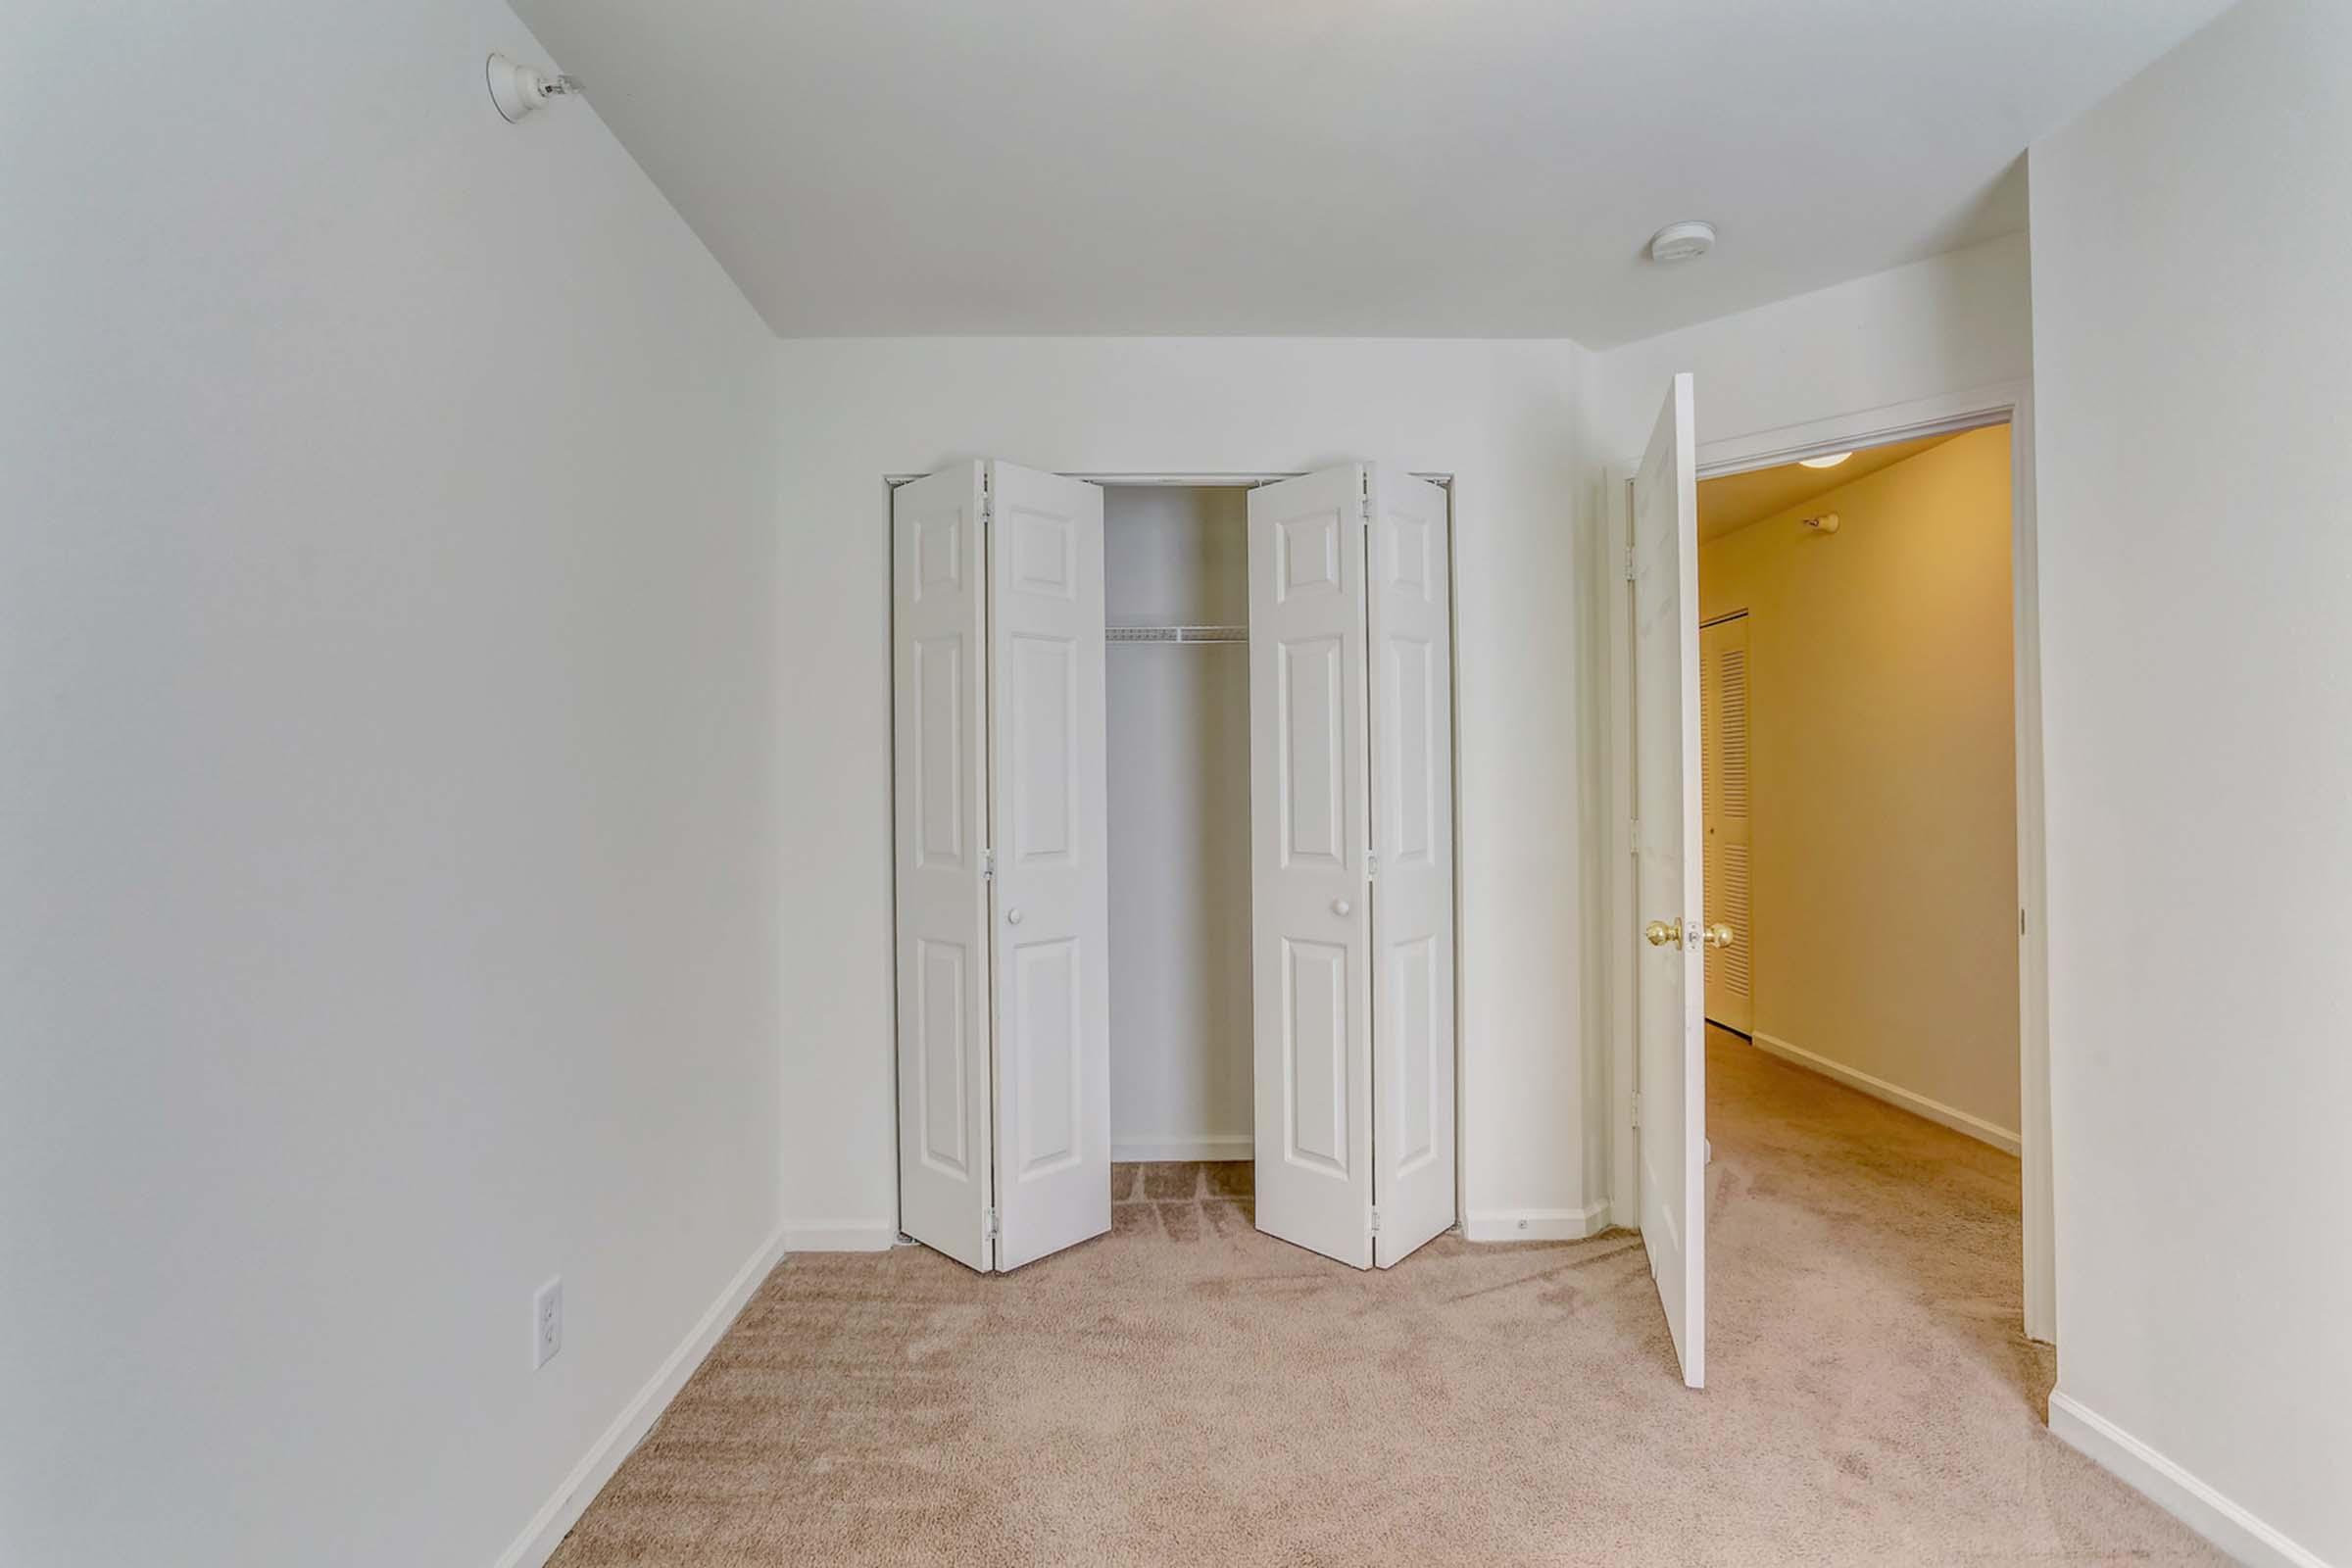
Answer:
[1644,919,1681,948]
[1704,923,1735,949]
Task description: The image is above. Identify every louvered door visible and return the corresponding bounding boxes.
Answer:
[1702,613,1753,1033]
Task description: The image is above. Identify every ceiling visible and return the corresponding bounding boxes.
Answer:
[1697,432,1964,543]
[512,1,2232,344]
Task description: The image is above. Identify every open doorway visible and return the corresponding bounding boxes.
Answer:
[1609,384,2053,1393]
[1675,416,2056,1419]
[1101,484,1256,1240]
[1694,428,2023,1156]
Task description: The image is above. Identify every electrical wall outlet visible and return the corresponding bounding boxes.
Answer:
[533,1277,563,1370]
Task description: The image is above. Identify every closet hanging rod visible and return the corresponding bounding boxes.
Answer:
[1105,624,1249,645]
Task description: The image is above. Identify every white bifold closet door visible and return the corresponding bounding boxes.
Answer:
[892,464,994,1272]
[1248,463,1456,1271]
[988,463,1111,1269]
[1630,374,1708,1387]
[893,460,1109,1273]
[1365,466,1457,1266]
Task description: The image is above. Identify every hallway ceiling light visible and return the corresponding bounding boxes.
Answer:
[1798,452,1853,468]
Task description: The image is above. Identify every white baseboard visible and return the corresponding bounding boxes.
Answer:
[1464,1201,1615,1243]
[494,1226,786,1568]
[2048,1390,2331,1568]
[1749,1031,2022,1155]
[779,1219,899,1252]
[1112,1135,1253,1162]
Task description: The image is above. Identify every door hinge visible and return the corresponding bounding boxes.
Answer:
[1623,547,1639,581]
[1369,1207,1382,1236]
[1627,817,1640,855]
[1630,1092,1641,1130]
[1366,852,1380,881]
[982,848,995,882]
[984,1206,999,1241]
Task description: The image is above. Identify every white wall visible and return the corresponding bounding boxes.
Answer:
[0,6,782,1567]
[775,338,1595,1239]
[2029,2,2352,1561]
[1589,231,2034,466]
[1103,488,1253,1160]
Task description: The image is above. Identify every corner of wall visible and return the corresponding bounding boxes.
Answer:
[2049,1391,2333,1568]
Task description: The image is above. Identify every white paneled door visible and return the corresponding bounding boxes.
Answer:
[988,462,1111,1270]
[1366,466,1457,1267]
[1632,375,1708,1387]
[1248,466,1376,1269]
[893,460,1108,1275]
[891,464,995,1272]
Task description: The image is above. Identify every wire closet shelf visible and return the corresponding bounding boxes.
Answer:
[1105,624,1249,645]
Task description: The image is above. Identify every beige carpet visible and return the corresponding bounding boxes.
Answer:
[549,1031,2223,1566]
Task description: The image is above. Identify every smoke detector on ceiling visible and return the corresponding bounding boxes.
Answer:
[1647,221,1717,265]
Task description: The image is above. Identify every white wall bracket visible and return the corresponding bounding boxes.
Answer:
[486,52,582,123]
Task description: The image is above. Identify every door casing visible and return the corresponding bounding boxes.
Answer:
[1603,380,2054,1346]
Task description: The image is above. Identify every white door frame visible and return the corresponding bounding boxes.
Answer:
[883,468,1469,1250]
[1602,380,2054,1345]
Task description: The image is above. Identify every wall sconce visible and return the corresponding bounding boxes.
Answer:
[487,52,583,122]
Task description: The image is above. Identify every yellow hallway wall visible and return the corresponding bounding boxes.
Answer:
[1698,425,2020,1140]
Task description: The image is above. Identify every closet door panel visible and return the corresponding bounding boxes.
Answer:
[1249,466,1374,1269]
[1367,466,1457,1267]
[990,462,1111,1271]
[892,465,994,1272]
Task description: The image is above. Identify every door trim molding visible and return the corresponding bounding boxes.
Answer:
[887,470,1455,489]
[1603,378,2054,1345]
[1110,1136,1253,1163]
[778,1219,902,1252]
[1463,1201,1614,1243]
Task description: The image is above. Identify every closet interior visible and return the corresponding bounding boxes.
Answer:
[1103,486,1253,1169]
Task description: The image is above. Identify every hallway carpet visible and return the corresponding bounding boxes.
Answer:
[548,1033,2222,1566]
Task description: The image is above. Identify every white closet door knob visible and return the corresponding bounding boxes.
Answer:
[1005,906,1023,926]
[1331,899,1351,917]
